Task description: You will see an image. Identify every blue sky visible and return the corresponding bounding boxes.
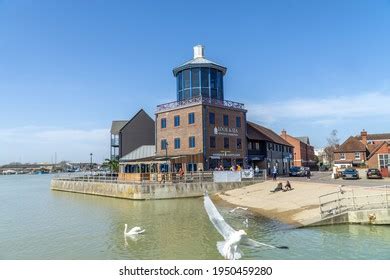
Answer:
[1,0,390,164]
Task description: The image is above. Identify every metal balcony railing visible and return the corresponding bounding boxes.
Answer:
[156,97,245,113]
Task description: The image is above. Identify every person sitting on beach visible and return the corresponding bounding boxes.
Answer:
[270,182,283,193]
[284,180,292,191]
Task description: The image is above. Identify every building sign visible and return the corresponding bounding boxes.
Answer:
[211,153,241,158]
[214,126,239,137]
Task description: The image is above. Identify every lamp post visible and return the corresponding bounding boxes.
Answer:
[90,153,93,173]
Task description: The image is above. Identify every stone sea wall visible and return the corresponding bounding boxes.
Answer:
[50,179,255,200]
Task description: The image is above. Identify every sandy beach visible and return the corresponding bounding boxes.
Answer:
[217,180,388,227]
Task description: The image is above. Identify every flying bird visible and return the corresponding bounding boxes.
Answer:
[229,207,249,213]
[124,224,145,236]
[204,193,288,260]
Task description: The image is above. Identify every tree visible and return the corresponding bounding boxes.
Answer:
[103,158,119,173]
[324,129,339,165]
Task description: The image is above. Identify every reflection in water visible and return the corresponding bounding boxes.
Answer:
[0,175,390,260]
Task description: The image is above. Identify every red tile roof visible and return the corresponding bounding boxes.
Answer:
[335,136,366,153]
[247,122,293,147]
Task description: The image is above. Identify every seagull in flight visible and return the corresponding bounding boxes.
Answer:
[204,193,288,260]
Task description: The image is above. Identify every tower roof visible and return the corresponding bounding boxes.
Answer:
[172,45,227,76]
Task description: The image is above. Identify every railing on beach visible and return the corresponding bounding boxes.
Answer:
[319,185,390,219]
[52,169,267,185]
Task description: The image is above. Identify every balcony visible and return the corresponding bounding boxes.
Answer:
[111,138,120,147]
[156,97,245,113]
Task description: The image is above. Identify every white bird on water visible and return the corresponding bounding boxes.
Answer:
[204,193,288,260]
[124,224,145,236]
[229,207,248,213]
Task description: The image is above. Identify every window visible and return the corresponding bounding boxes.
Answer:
[201,68,209,87]
[237,138,242,149]
[248,142,253,150]
[255,142,260,150]
[174,115,180,127]
[174,138,180,149]
[210,136,216,148]
[224,137,229,149]
[189,136,195,148]
[161,118,166,129]
[188,112,195,124]
[161,139,167,150]
[379,154,390,168]
[236,116,241,128]
[355,152,360,160]
[223,115,229,126]
[209,112,215,124]
[183,69,190,89]
[187,163,197,172]
[191,68,200,88]
[340,153,346,160]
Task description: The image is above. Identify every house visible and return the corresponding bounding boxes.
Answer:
[334,130,390,176]
[280,130,316,169]
[110,109,155,160]
[247,122,294,175]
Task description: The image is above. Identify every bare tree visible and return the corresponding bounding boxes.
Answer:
[324,129,339,165]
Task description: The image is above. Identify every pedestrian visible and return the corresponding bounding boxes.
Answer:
[306,168,311,180]
[272,165,277,181]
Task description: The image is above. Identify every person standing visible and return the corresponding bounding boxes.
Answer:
[272,165,277,181]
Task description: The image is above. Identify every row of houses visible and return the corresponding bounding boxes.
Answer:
[334,130,390,176]
[110,45,317,178]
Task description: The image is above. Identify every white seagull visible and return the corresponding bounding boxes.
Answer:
[229,207,248,213]
[204,193,288,260]
[124,224,145,236]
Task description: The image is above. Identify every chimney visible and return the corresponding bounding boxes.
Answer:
[361,129,368,146]
[193,45,205,59]
[281,129,287,139]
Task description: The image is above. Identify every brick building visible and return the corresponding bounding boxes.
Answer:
[247,123,293,175]
[334,130,390,176]
[280,130,316,168]
[155,45,247,172]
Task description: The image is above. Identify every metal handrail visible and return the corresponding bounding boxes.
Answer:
[52,169,267,185]
[156,96,245,112]
[319,186,390,218]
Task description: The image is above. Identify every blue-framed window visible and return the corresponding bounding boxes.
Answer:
[174,115,180,127]
[161,139,167,150]
[209,112,215,125]
[188,112,195,124]
[189,136,195,148]
[210,136,216,148]
[236,116,241,128]
[187,163,197,172]
[161,118,166,128]
[223,115,229,126]
[174,138,180,149]
[224,137,229,149]
[237,138,242,149]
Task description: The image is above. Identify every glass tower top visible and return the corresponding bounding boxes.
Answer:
[173,45,227,102]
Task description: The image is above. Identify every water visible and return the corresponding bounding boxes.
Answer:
[1,175,390,260]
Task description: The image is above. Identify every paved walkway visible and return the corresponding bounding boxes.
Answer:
[218,180,389,227]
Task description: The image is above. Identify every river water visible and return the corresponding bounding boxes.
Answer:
[0,175,389,259]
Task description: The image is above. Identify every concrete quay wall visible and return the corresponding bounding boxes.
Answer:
[308,209,390,226]
[50,179,255,200]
